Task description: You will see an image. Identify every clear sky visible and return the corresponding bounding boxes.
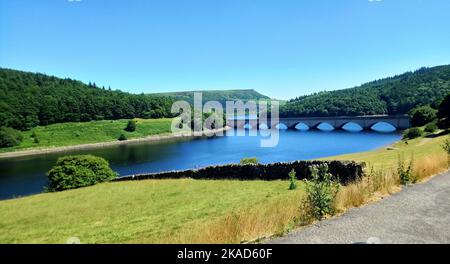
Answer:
[1,0,449,99]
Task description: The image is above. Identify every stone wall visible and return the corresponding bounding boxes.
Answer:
[114,160,365,185]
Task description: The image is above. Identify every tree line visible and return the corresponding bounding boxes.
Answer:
[0,68,175,130]
[280,65,450,117]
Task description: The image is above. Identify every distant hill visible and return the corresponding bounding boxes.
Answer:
[0,68,174,130]
[281,65,450,117]
[152,89,270,105]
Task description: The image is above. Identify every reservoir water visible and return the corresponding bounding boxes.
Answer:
[0,124,401,200]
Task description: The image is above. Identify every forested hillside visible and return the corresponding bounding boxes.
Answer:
[152,89,270,105]
[281,65,450,117]
[2,65,449,131]
[0,68,174,130]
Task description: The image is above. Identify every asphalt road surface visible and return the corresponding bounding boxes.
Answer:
[268,171,450,244]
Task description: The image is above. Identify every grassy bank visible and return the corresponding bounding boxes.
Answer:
[0,180,303,243]
[0,132,448,244]
[324,132,448,169]
[0,118,173,153]
[328,132,449,212]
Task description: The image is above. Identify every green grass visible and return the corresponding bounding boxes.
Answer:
[0,179,302,243]
[324,131,449,169]
[0,118,173,153]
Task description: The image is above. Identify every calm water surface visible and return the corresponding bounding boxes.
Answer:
[0,125,400,200]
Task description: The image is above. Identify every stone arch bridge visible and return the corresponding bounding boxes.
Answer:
[228,115,411,130]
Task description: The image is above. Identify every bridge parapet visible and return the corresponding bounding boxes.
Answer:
[227,115,411,130]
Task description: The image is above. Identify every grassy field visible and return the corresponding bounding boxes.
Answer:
[0,118,173,153]
[0,180,303,243]
[325,132,449,169]
[0,132,448,244]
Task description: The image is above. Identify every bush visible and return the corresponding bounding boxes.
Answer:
[288,169,297,190]
[443,138,450,155]
[442,138,450,166]
[0,127,23,148]
[303,165,340,220]
[33,136,40,144]
[240,157,259,165]
[402,127,423,140]
[118,134,127,141]
[47,155,118,192]
[437,93,450,129]
[409,106,437,127]
[397,154,415,185]
[424,123,438,133]
[125,119,137,132]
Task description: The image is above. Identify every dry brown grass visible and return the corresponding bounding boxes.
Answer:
[335,152,448,213]
[162,190,305,244]
[334,168,399,211]
[413,153,449,182]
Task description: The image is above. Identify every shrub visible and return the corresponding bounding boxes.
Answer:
[288,169,297,190]
[125,119,137,132]
[303,164,340,220]
[0,127,23,148]
[397,154,415,185]
[424,122,438,133]
[437,93,450,129]
[402,127,423,140]
[409,106,437,127]
[118,134,127,141]
[240,157,259,165]
[33,136,40,144]
[47,155,118,192]
[443,138,450,155]
[442,138,450,166]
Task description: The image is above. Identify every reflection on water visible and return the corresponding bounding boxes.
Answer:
[0,126,400,200]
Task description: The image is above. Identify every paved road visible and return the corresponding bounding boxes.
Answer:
[268,171,450,244]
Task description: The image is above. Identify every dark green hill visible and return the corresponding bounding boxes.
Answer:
[0,68,174,130]
[281,65,450,117]
[152,89,270,105]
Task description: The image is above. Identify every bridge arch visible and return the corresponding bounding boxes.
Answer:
[292,122,310,131]
[339,122,364,132]
[314,122,335,131]
[369,121,397,132]
[276,123,288,130]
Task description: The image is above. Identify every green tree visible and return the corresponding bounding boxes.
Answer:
[409,106,437,127]
[47,155,118,192]
[424,122,438,133]
[403,127,423,140]
[124,119,137,132]
[0,127,23,148]
[118,133,127,141]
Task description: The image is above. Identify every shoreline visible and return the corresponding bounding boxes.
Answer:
[0,126,231,159]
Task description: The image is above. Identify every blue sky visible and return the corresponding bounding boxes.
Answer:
[1,0,449,99]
